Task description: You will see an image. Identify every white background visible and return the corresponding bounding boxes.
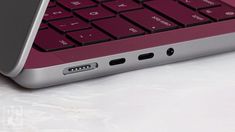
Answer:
[0,51,235,132]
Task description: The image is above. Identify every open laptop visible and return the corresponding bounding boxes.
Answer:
[0,0,235,88]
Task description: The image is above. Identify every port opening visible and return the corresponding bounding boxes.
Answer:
[109,58,126,66]
[138,53,154,60]
[167,48,174,56]
[64,63,98,75]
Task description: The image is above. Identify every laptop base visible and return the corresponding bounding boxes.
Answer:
[14,32,235,88]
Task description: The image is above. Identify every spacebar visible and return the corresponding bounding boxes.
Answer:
[144,0,211,27]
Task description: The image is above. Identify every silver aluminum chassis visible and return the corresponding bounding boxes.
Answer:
[14,32,235,88]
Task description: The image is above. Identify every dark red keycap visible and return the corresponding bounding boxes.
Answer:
[93,17,145,39]
[57,0,97,10]
[75,6,115,21]
[35,29,75,51]
[43,7,72,21]
[50,18,90,33]
[122,9,179,33]
[39,23,48,30]
[144,0,211,27]
[179,0,220,10]
[67,28,111,45]
[200,5,235,21]
[103,0,142,13]
[48,2,56,8]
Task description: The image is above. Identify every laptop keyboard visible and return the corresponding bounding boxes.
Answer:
[34,0,235,52]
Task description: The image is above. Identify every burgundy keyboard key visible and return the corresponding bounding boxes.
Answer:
[50,18,90,33]
[48,2,56,8]
[39,23,48,30]
[200,5,235,21]
[44,7,72,21]
[103,0,142,13]
[93,17,145,39]
[67,28,111,46]
[179,0,221,10]
[122,9,179,33]
[57,0,97,10]
[35,29,75,51]
[144,0,211,27]
[75,6,115,21]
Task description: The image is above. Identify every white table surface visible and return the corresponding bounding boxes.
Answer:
[1,52,235,132]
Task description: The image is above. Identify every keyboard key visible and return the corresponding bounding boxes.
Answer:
[50,18,90,33]
[44,7,72,21]
[67,28,111,46]
[57,0,97,10]
[144,0,211,27]
[93,17,145,39]
[39,23,48,30]
[179,0,221,10]
[103,0,142,13]
[200,5,235,21]
[75,6,115,21]
[35,29,75,51]
[122,9,179,33]
[48,2,56,8]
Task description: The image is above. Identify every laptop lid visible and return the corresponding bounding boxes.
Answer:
[0,0,49,77]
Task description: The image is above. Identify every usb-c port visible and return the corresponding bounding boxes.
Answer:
[138,53,154,60]
[109,58,126,66]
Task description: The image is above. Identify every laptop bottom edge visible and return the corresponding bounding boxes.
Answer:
[13,32,235,89]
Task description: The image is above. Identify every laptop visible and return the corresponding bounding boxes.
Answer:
[0,0,235,88]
